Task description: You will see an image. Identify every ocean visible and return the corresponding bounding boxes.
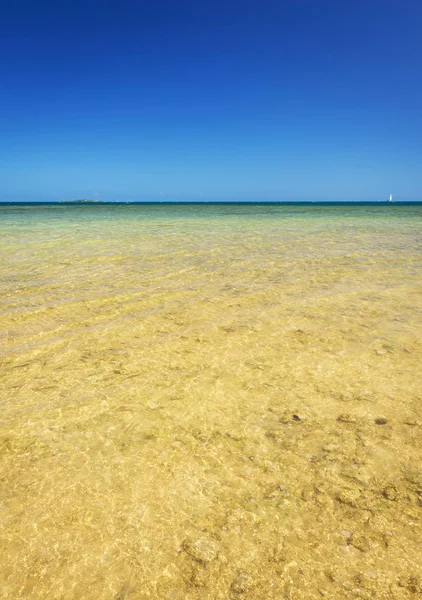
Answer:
[1,202,421,599]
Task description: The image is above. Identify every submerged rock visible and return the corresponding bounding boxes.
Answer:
[231,570,254,594]
[404,418,421,427]
[382,484,399,501]
[183,536,220,563]
[337,413,357,423]
[336,488,362,508]
[190,565,209,587]
[397,575,422,593]
[278,412,307,424]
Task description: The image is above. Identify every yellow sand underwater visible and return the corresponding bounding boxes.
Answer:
[0,204,421,598]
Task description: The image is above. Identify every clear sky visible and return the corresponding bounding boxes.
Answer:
[1,0,421,202]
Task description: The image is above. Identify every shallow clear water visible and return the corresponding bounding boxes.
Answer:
[1,203,421,599]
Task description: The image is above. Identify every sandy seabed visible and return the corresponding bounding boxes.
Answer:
[0,204,421,599]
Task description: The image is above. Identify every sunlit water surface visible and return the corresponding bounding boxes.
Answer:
[1,203,421,599]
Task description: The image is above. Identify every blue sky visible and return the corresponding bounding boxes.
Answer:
[1,0,421,202]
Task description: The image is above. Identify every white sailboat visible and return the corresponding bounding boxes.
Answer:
[389,194,393,202]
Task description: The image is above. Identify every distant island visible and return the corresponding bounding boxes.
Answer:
[60,199,105,204]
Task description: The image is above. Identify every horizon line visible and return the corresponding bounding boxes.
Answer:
[1,200,422,206]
